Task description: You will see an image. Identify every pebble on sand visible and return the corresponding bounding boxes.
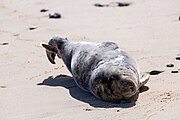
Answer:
[0,86,6,88]
[171,70,179,73]
[176,55,180,60]
[49,12,61,19]
[84,108,92,111]
[94,2,131,7]
[94,3,105,7]
[29,26,38,30]
[117,2,131,7]
[166,64,174,67]
[0,42,8,45]
[40,9,49,12]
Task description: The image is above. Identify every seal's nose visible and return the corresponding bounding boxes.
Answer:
[120,80,137,98]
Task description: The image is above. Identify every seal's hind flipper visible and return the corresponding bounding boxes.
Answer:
[139,73,150,88]
[42,43,58,64]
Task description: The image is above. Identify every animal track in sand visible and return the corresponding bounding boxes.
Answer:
[29,70,52,80]
[151,91,180,103]
[133,91,180,119]
[159,92,173,103]
[145,91,180,120]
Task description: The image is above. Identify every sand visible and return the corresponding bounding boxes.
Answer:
[0,0,180,120]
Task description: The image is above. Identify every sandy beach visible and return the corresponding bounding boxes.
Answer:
[0,0,180,120]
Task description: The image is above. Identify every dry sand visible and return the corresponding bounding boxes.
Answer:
[0,0,180,120]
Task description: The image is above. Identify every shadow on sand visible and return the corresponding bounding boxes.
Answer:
[37,75,149,108]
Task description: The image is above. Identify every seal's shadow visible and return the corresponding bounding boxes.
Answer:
[38,75,149,108]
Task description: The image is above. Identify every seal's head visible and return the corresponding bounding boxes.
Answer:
[89,65,139,102]
[42,36,67,64]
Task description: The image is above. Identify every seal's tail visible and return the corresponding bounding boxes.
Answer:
[42,43,58,64]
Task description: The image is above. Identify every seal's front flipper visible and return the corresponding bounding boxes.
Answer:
[139,73,150,88]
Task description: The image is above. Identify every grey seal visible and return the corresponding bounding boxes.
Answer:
[42,36,150,102]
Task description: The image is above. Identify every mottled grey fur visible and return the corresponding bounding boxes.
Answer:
[42,36,149,102]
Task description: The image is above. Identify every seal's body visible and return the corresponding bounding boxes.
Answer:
[42,36,149,102]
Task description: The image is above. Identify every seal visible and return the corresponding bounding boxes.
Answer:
[42,36,150,102]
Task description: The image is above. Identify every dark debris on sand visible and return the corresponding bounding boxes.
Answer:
[149,70,164,75]
[94,3,105,7]
[171,70,179,73]
[29,26,38,30]
[0,86,6,88]
[40,9,49,12]
[94,2,131,8]
[117,2,131,7]
[166,64,174,67]
[0,42,8,45]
